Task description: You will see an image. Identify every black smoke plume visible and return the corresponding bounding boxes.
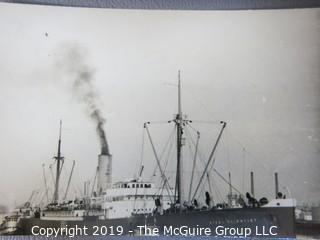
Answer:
[56,45,110,155]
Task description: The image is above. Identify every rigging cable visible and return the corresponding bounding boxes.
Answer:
[211,176,224,203]
[148,124,176,180]
[188,130,200,202]
[186,124,225,201]
[144,123,173,202]
[156,131,176,195]
[212,168,242,195]
[138,125,146,177]
[185,126,221,202]
[225,129,320,194]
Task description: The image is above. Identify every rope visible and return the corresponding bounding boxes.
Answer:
[138,126,146,176]
[149,125,176,179]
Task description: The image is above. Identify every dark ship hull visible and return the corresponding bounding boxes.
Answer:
[18,206,295,238]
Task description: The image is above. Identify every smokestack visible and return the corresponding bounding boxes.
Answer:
[250,171,255,198]
[97,154,112,195]
[275,172,279,198]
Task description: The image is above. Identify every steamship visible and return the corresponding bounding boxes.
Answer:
[17,75,296,238]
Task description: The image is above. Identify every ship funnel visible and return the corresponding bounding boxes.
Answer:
[97,153,112,195]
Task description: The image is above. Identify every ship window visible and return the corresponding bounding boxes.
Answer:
[140,184,143,188]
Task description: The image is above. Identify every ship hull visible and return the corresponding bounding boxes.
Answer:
[18,207,295,238]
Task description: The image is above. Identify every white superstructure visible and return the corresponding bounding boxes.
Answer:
[100,179,172,219]
[40,178,173,221]
[262,198,296,208]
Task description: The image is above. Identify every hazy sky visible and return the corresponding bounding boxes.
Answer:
[0,3,319,208]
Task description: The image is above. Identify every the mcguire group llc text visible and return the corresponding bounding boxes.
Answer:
[31,224,278,237]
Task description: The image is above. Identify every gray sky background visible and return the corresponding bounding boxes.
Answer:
[0,3,319,208]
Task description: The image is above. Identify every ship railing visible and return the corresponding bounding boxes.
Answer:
[86,210,105,216]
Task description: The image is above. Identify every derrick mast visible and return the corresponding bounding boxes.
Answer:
[174,72,187,204]
[53,120,64,203]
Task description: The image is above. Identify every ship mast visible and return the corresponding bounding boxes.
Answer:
[53,120,64,203]
[174,71,183,204]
